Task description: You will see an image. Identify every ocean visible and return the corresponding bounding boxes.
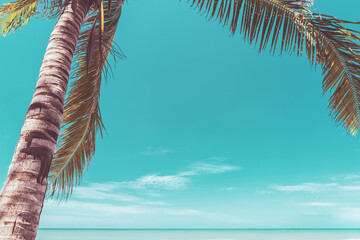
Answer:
[36,229,360,240]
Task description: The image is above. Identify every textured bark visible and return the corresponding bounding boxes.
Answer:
[0,1,90,239]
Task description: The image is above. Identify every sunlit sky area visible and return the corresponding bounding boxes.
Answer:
[1,0,360,228]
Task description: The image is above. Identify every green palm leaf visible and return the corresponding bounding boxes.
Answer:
[189,0,360,135]
[48,0,125,198]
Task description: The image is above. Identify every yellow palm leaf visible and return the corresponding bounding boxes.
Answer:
[0,0,62,36]
[0,0,37,36]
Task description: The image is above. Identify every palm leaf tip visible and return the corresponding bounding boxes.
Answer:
[188,0,360,135]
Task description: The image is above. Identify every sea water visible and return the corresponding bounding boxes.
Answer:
[36,229,360,240]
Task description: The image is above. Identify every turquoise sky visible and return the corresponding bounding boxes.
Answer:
[1,0,360,229]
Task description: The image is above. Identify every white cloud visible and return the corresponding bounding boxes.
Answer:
[271,182,360,193]
[40,157,243,228]
[334,207,360,222]
[87,182,118,191]
[117,160,240,191]
[41,200,203,228]
[256,190,272,195]
[339,185,360,191]
[344,174,360,180]
[45,200,149,215]
[162,209,202,216]
[223,187,239,191]
[271,183,338,193]
[141,147,172,156]
[73,183,140,202]
[69,182,171,206]
[180,162,240,176]
[141,201,170,206]
[303,202,336,207]
[72,162,238,196]
[45,200,201,217]
[123,174,190,190]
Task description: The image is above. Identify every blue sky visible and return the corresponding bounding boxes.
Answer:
[1,0,360,228]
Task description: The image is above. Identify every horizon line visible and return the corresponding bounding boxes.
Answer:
[38,228,360,230]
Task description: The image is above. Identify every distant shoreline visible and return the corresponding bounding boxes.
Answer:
[38,228,360,230]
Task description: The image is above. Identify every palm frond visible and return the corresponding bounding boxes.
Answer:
[0,0,38,36]
[48,0,125,198]
[39,0,62,20]
[189,0,360,135]
[0,0,64,36]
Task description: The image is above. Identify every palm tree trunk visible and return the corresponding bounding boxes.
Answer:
[0,0,90,239]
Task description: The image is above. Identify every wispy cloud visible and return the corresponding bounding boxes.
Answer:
[42,177,204,228]
[271,181,360,193]
[302,202,336,207]
[45,199,202,217]
[42,199,204,228]
[45,200,149,215]
[271,183,338,193]
[123,174,190,190]
[339,185,360,191]
[334,207,360,223]
[344,174,360,180]
[180,162,240,176]
[141,147,172,156]
[39,157,245,229]
[141,201,170,206]
[222,187,239,191]
[42,198,249,228]
[68,161,240,198]
[117,161,241,191]
[46,200,201,216]
[74,183,140,202]
[70,182,171,206]
[256,190,272,195]
[162,209,202,216]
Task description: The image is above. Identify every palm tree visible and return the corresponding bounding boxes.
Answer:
[1,0,360,239]
[0,0,124,238]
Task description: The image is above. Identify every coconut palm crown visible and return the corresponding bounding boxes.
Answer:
[1,0,360,200]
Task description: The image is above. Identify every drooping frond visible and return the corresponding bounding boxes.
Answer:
[48,0,125,198]
[188,0,360,135]
[0,0,37,36]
